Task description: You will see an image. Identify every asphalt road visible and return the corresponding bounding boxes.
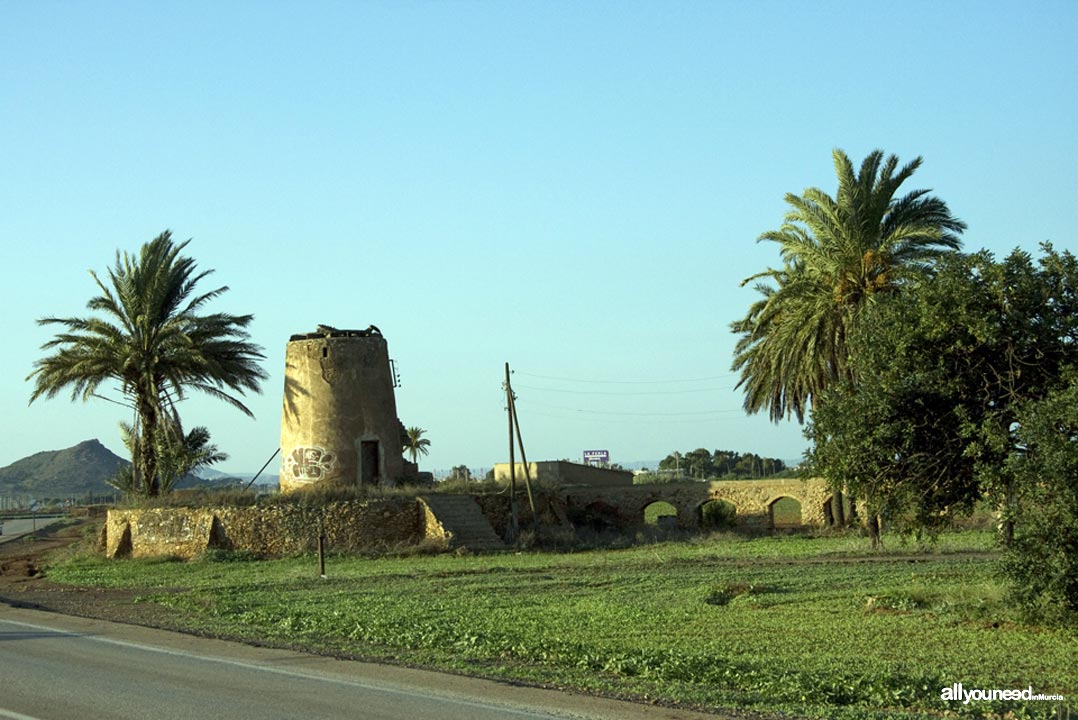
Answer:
[0,517,64,542]
[0,607,717,720]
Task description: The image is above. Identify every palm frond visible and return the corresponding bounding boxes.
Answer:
[732,149,965,422]
[29,231,266,496]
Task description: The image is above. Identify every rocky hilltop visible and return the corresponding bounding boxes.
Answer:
[0,439,127,498]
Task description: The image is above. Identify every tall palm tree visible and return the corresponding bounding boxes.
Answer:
[28,231,267,496]
[404,426,431,465]
[732,149,966,422]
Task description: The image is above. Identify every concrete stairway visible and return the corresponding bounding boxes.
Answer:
[419,495,506,551]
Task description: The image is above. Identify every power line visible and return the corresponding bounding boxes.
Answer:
[514,370,738,385]
[522,398,746,417]
[525,410,741,426]
[514,383,736,396]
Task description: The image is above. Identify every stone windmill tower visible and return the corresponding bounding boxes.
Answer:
[279,325,413,493]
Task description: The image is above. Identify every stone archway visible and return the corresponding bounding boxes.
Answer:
[562,477,832,532]
[580,500,621,530]
[769,496,802,529]
[643,500,679,527]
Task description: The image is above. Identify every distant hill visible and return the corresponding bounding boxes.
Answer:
[0,439,251,500]
[198,467,280,486]
[0,439,126,498]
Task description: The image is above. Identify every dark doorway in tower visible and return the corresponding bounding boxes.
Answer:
[360,441,380,485]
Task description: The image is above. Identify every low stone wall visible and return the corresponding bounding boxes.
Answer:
[492,461,633,488]
[418,500,451,547]
[105,498,423,559]
[473,492,573,538]
[564,478,832,530]
[102,479,834,560]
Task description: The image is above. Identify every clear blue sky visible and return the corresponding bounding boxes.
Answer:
[2,1,1075,475]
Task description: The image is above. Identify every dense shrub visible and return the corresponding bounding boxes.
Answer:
[700,499,737,529]
[1002,378,1078,623]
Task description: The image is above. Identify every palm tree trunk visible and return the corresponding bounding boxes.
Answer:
[139,397,159,497]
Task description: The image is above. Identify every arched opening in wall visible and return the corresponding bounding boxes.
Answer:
[698,499,737,530]
[769,496,802,529]
[578,500,621,531]
[643,501,679,527]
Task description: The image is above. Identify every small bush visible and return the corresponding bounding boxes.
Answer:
[704,582,776,607]
[700,500,737,529]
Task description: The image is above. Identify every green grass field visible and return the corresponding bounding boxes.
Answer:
[49,531,1075,719]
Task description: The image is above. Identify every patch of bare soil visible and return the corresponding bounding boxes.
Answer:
[0,520,187,631]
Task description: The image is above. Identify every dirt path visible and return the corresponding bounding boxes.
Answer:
[0,519,85,582]
[0,518,192,631]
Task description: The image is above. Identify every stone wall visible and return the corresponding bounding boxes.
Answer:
[564,478,832,530]
[492,461,633,488]
[472,492,573,538]
[418,500,451,547]
[105,498,423,559]
[102,479,833,560]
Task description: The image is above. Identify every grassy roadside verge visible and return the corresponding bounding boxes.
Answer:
[47,531,1075,719]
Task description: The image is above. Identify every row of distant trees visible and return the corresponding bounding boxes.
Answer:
[436,452,789,485]
[653,448,788,480]
[731,148,1078,620]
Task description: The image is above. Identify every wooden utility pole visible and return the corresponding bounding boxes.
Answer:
[505,362,519,541]
[245,447,281,491]
[508,386,537,518]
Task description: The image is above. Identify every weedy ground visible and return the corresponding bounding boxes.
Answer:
[46,530,1075,720]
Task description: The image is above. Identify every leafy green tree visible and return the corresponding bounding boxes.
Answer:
[657,451,685,478]
[659,449,713,479]
[809,246,1078,546]
[658,448,786,480]
[683,448,715,479]
[732,149,965,527]
[404,426,431,464]
[712,450,740,476]
[700,499,737,529]
[1002,374,1078,621]
[730,453,758,478]
[29,232,266,496]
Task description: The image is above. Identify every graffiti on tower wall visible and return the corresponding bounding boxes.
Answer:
[284,446,337,484]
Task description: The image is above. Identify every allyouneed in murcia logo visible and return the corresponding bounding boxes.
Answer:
[941,683,1066,704]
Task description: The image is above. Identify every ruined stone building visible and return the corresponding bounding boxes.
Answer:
[279,326,416,493]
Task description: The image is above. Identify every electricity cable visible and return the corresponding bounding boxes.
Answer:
[513,370,738,384]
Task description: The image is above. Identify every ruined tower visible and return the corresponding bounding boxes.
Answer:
[279,326,410,493]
